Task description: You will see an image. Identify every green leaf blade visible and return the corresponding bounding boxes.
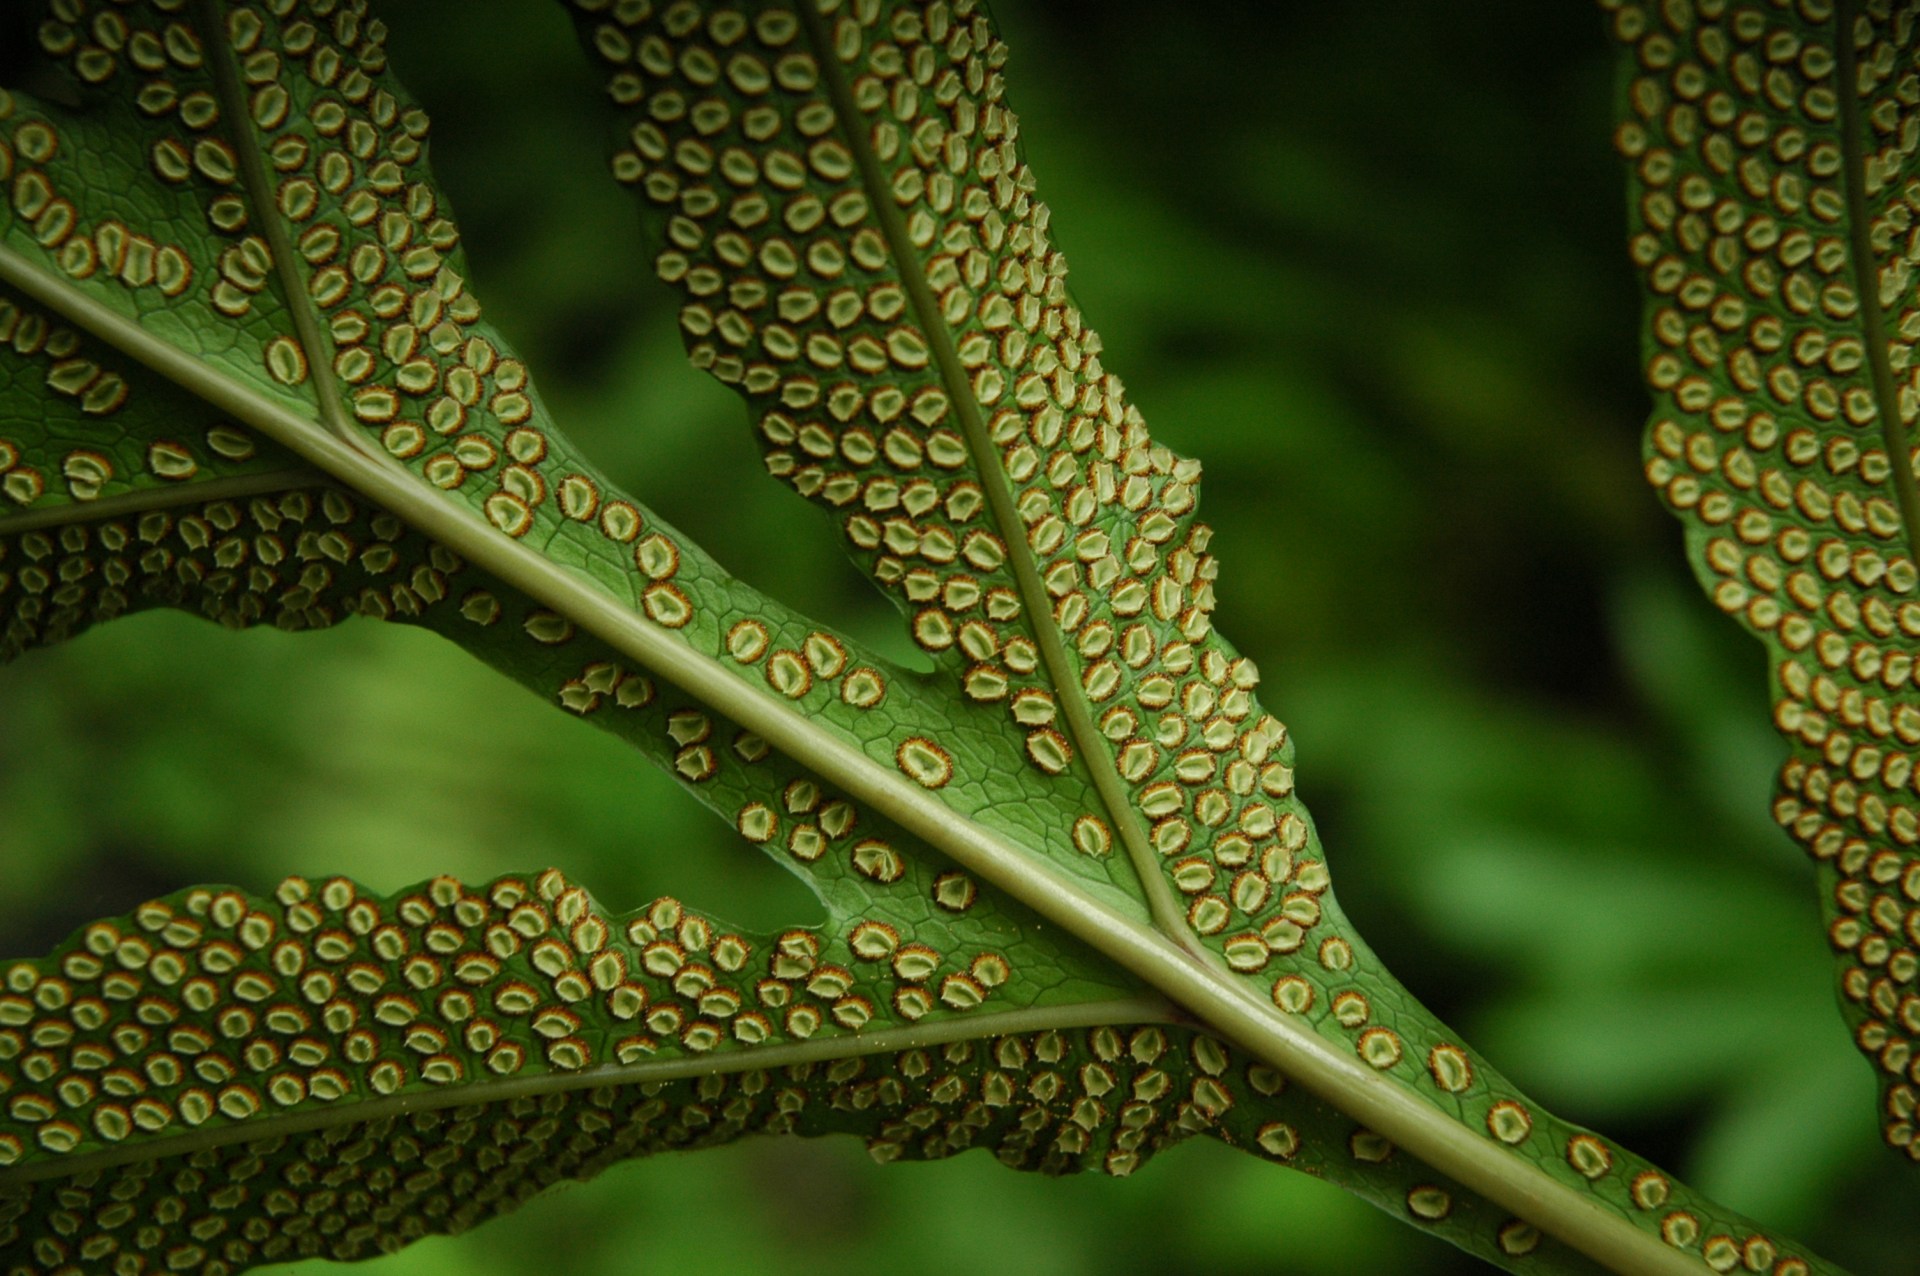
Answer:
[1608,0,1920,1163]
[0,873,1601,1276]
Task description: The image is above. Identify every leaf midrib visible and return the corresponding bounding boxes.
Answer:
[0,996,1173,1188]
[192,0,358,446]
[792,5,1196,947]
[0,467,325,537]
[1836,0,1920,564]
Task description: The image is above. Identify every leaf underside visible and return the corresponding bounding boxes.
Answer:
[0,0,1851,1273]
[1607,0,1920,1169]
[0,872,1540,1274]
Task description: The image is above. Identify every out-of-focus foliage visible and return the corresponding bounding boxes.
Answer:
[0,2,1907,1273]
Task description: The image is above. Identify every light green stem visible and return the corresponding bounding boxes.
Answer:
[0,241,1731,1276]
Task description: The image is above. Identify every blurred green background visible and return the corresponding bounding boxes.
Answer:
[1,2,1913,1273]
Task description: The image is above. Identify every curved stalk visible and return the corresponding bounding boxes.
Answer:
[0,240,1740,1276]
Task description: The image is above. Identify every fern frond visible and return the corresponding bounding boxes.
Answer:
[0,871,1586,1273]
[1608,0,1920,1166]
[0,2,1855,1273]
